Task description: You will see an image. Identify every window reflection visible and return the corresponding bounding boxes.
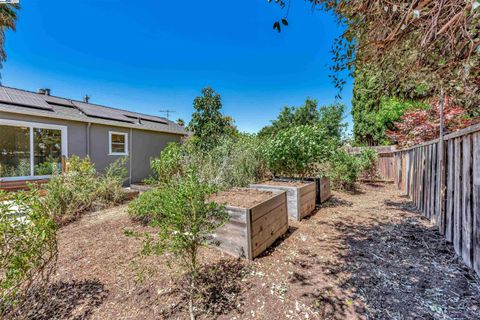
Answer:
[0,125,31,177]
[111,133,126,154]
[34,128,62,175]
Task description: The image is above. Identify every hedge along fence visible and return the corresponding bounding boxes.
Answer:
[347,146,396,182]
[394,123,480,276]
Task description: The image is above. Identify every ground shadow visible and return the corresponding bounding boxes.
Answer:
[318,204,480,319]
[161,259,250,319]
[8,279,108,320]
[362,182,388,189]
[256,226,299,259]
[302,290,352,320]
[384,199,422,214]
[321,196,353,208]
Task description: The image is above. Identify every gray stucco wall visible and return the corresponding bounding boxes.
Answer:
[89,124,130,175]
[0,111,183,184]
[131,129,182,183]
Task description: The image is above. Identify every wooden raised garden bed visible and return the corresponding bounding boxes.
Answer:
[318,176,332,203]
[276,176,332,205]
[210,188,288,260]
[249,180,316,221]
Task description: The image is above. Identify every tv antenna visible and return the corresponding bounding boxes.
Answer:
[159,109,176,120]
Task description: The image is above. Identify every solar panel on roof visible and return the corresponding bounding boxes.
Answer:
[124,113,168,124]
[8,93,53,110]
[0,87,53,110]
[0,87,12,103]
[72,101,134,123]
[43,95,75,107]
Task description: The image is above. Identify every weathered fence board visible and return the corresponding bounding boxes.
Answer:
[394,124,480,276]
[445,140,454,242]
[473,133,480,275]
[462,136,473,268]
[454,138,463,256]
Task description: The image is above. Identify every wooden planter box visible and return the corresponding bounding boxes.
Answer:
[249,180,316,221]
[278,176,332,205]
[210,189,288,260]
[317,177,332,203]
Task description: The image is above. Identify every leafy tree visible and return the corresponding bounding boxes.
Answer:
[259,99,319,138]
[0,4,19,69]
[264,125,335,178]
[353,92,429,145]
[176,118,185,126]
[149,142,184,185]
[187,87,236,149]
[293,98,319,126]
[271,1,479,115]
[387,96,474,148]
[317,103,346,143]
[259,99,347,142]
[127,171,228,320]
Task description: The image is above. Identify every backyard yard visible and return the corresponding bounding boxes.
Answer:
[13,183,480,320]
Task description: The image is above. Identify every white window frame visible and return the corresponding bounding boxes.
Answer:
[0,119,68,181]
[108,131,128,156]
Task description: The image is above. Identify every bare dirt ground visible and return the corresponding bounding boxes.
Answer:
[16,183,480,319]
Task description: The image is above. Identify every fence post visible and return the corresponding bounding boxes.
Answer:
[437,89,446,234]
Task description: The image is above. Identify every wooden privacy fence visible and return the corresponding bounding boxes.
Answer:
[394,124,480,276]
[347,146,396,182]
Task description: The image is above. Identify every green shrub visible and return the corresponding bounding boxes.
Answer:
[192,134,267,190]
[43,156,98,224]
[96,157,128,205]
[0,190,57,316]
[127,188,165,224]
[148,134,267,191]
[326,149,360,190]
[126,170,227,319]
[149,142,184,185]
[264,125,334,179]
[357,148,379,180]
[42,156,127,225]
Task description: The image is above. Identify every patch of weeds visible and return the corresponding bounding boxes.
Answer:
[129,261,157,285]
[270,281,288,302]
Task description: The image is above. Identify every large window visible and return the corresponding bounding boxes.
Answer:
[109,131,128,155]
[34,128,63,175]
[0,120,67,180]
[0,125,31,177]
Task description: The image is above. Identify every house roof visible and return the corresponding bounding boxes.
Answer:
[0,86,187,136]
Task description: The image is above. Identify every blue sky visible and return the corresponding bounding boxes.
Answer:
[3,0,353,133]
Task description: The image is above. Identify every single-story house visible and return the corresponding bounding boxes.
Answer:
[0,86,187,189]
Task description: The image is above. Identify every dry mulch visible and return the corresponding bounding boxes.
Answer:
[210,188,275,208]
[13,184,480,319]
[258,180,311,187]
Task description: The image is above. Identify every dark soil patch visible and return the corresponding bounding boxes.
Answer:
[210,188,275,208]
[258,179,312,187]
[11,184,480,319]
[8,280,108,320]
